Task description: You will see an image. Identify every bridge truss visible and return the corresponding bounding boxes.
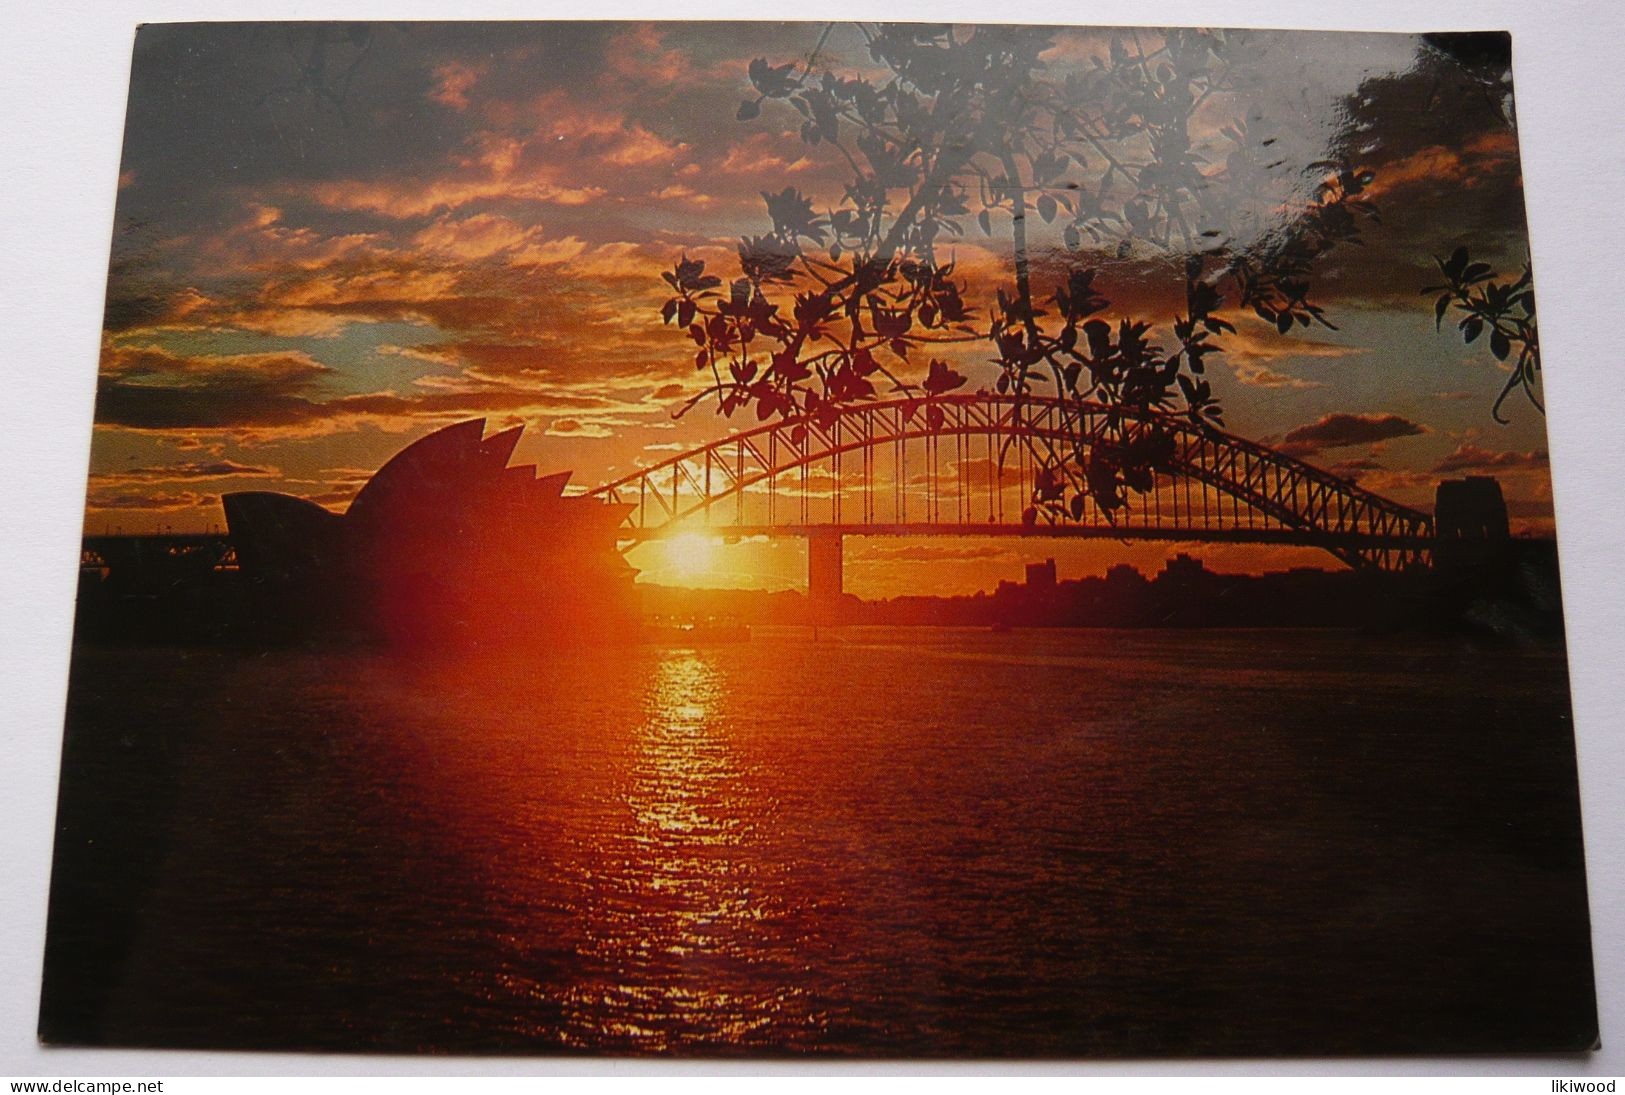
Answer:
[589,394,1435,571]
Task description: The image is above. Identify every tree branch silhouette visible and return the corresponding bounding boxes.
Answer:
[655,24,1377,521]
[1424,246,1541,423]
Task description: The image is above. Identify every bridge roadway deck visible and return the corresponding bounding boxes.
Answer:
[614,522,1436,552]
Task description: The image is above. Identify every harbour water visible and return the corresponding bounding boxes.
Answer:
[41,628,1596,1056]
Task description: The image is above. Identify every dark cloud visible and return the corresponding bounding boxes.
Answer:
[102,278,185,334]
[92,336,631,434]
[120,23,618,201]
[94,381,330,431]
[1280,412,1427,456]
[90,461,277,482]
[96,375,626,434]
[1334,33,1514,167]
[93,345,333,430]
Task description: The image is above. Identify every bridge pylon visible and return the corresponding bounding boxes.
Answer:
[808,531,844,616]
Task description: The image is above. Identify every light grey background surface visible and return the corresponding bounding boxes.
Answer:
[2,0,1621,1077]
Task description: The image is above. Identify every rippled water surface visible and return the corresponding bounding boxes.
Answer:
[42,628,1596,1056]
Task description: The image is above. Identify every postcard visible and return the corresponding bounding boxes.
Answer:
[42,21,1596,1056]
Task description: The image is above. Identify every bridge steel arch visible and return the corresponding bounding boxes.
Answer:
[589,394,1435,572]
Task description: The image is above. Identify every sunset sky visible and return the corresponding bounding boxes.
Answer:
[86,22,1554,595]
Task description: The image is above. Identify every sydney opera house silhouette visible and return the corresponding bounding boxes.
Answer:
[222,419,636,645]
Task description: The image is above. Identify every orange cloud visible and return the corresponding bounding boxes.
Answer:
[652,184,715,208]
[308,174,606,218]
[430,60,484,111]
[1432,443,1547,474]
[85,487,211,514]
[1220,328,1360,389]
[714,133,819,177]
[546,417,615,438]
[1364,130,1520,201]
[306,95,690,219]
[411,212,552,262]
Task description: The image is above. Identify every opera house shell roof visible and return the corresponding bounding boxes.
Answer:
[222,419,636,645]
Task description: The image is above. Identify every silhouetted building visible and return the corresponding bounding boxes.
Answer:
[1025,558,1057,588]
[1160,553,1206,583]
[224,419,636,646]
[1104,563,1146,589]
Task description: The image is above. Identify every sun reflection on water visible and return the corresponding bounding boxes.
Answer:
[556,650,809,1052]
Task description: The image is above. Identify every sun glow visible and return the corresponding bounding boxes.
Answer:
[665,533,721,580]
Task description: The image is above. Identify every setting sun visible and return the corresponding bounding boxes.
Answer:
[665,533,721,580]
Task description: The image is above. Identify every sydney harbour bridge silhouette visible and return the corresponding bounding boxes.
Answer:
[84,390,1516,608]
[591,392,1447,602]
